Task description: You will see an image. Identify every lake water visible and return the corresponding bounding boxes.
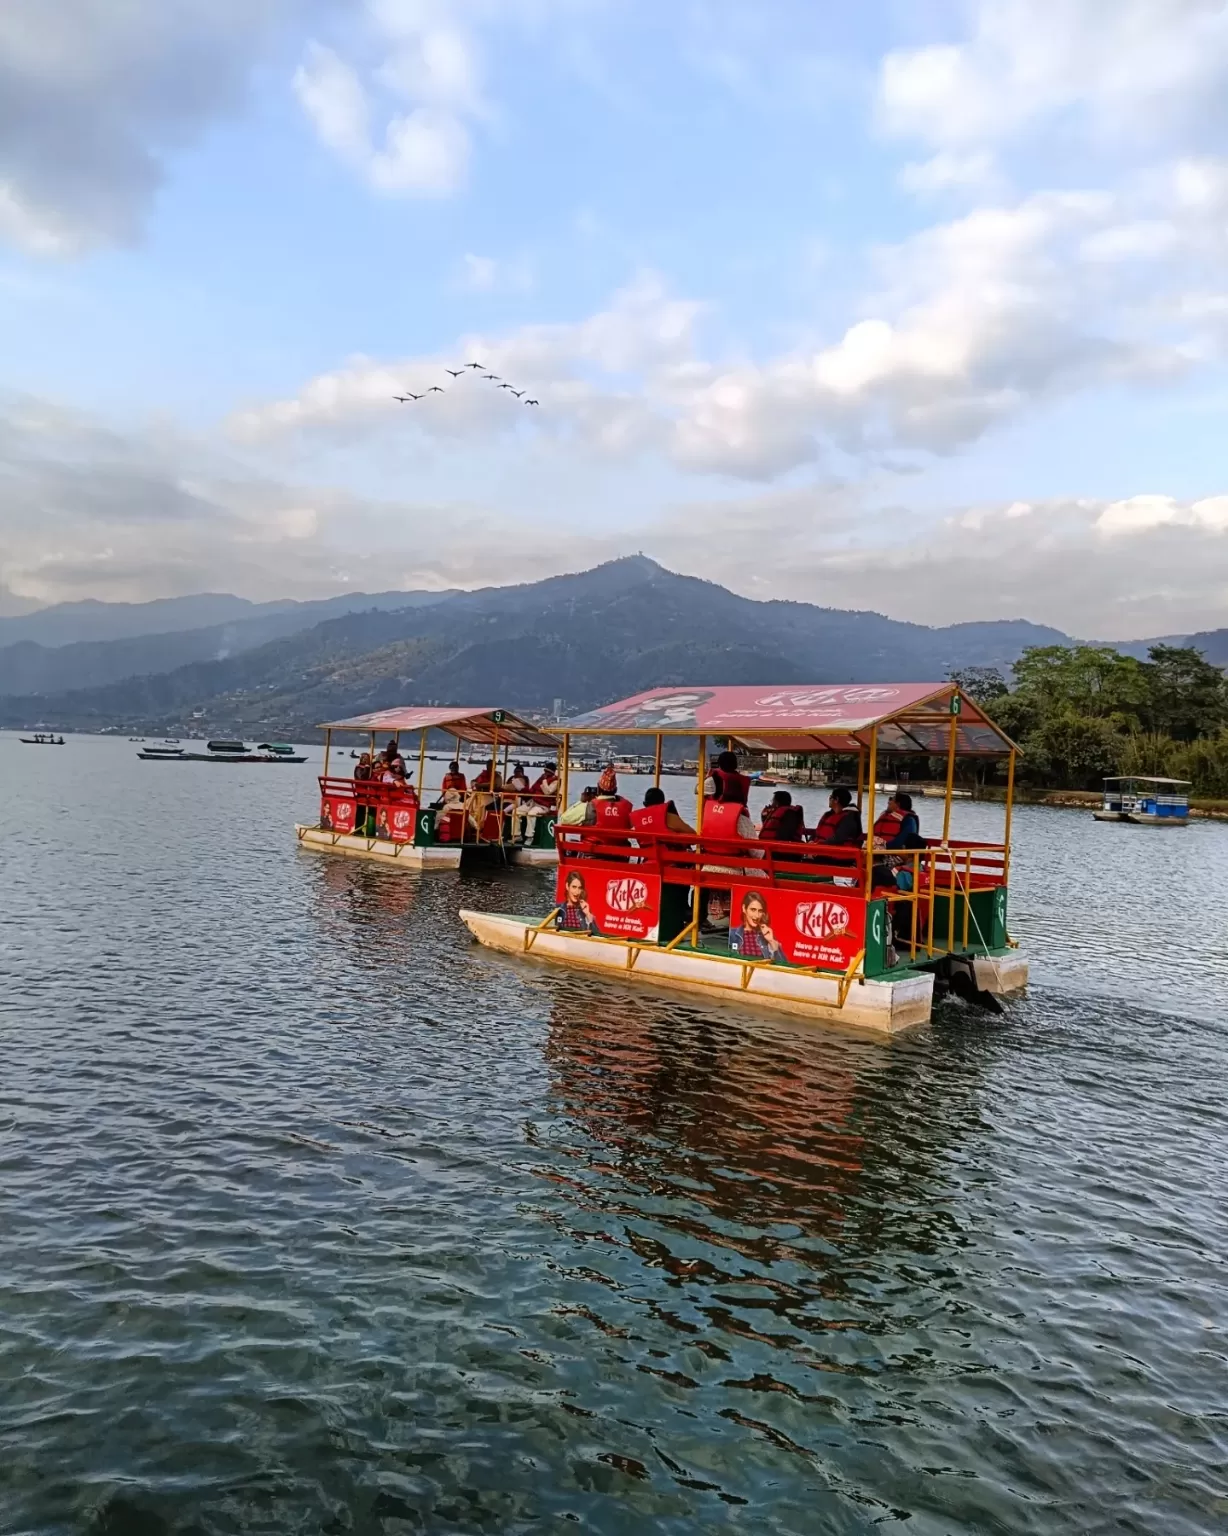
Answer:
[1,735,1226,1535]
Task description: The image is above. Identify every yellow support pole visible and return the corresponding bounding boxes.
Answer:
[1003,747,1016,881]
[323,728,331,780]
[856,745,864,811]
[695,734,707,830]
[653,733,662,788]
[942,709,958,843]
[416,729,427,797]
[560,732,571,809]
[864,727,878,903]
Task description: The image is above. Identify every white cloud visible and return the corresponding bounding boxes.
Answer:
[228,153,1228,482]
[295,1,487,197]
[898,150,999,196]
[1096,493,1228,535]
[879,0,1228,152]
[0,0,287,255]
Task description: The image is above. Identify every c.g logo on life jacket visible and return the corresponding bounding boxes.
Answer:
[794,900,850,939]
[606,877,651,912]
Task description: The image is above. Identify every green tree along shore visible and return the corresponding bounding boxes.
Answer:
[952,646,1228,797]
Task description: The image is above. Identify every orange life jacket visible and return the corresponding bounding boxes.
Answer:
[874,806,905,842]
[815,808,843,844]
[703,799,750,837]
[631,802,669,835]
[442,772,467,793]
[592,794,633,830]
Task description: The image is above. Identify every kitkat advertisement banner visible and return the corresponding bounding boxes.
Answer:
[728,885,865,971]
[320,795,357,834]
[375,803,416,843]
[554,867,661,942]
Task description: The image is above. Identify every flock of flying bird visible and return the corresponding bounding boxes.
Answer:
[393,362,540,407]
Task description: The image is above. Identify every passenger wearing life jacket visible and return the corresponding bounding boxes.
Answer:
[630,786,694,837]
[702,750,754,839]
[814,786,862,846]
[758,790,805,843]
[704,749,752,808]
[586,766,633,833]
[440,761,467,797]
[512,762,560,842]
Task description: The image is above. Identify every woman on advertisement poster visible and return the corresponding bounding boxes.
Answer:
[555,872,599,936]
[728,891,786,964]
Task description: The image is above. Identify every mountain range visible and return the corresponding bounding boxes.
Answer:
[0,557,1223,735]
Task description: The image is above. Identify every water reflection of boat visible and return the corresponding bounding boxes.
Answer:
[1094,776,1190,826]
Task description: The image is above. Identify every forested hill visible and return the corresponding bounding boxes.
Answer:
[0,556,1132,734]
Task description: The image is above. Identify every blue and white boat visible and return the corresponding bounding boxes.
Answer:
[1094,776,1190,826]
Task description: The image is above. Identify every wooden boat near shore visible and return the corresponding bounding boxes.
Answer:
[139,739,306,763]
[461,682,1028,1036]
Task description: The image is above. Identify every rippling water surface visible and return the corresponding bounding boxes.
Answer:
[2,736,1226,1535]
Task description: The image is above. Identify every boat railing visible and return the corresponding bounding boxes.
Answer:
[318,774,557,845]
[555,826,1010,968]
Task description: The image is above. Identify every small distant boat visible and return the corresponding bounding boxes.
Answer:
[1094,776,1190,826]
[138,738,306,763]
[20,733,64,745]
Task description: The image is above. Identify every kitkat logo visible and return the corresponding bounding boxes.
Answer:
[606,876,651,912]
[794,900,850,940]
[392,809,412,831]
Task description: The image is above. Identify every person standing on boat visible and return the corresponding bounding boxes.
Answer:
[702,750,755,839]
[352,751,374,837]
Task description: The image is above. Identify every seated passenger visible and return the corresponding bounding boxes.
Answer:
[631,786,695,836]
[530,763,560,803]
[558,785,597,826]
[758,790,805,842]
[353,752,373,783]
[815,786,863,845]
[507,762,530,794]
[587,766,633,831]
[441,760,467,796]
[877,791,924,849]
[876,790,925,892]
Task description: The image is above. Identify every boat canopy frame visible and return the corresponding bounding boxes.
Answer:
[554,681,1021,919]
[315,705,559,809]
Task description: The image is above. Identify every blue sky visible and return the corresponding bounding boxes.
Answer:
[2,0,1227,636]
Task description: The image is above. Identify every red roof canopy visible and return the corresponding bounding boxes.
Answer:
[562,684,1016,755]
[317,706,557,749]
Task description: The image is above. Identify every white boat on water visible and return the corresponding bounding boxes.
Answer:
[1093,776,1190,826]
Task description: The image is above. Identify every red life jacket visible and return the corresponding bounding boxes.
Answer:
[760,803,804,842]
[709,766,751,805]
[441,772,467,793]
[874,807,905,842]
[815,808,843,844]
[631,802,669,835]
[530,774,558,803]
[592,794,632,829]
[703,799,750,838]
